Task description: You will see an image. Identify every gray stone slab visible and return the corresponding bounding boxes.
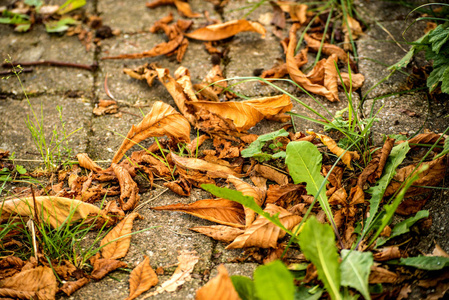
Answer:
[0,27,94,96]
[223,0,273,22]
[0,95,91,170]
[354,0,429,23]
[357,20,427,99]
[210,263,258,279]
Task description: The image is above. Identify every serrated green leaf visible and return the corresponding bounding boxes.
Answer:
[231,276,258,300]
[295,286,323,300]
[360,142,410,239]
[376,210,429,247]
[340,250,373,300]
[298,217,341,300]
[400,256,449,270]
[254,260,295,300]
[428,24,449,54]
[285,141,334,224]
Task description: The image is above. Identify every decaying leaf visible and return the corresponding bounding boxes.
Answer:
[76,153,103,172]
[174,0,201,18]
[277,1,308,24]
[196,265,240,300]
[0,266,58,300]
[190,225,244,243]
[369,265,398,284]
[142,250,199,299]
[343,16,364,51]
[60,277,90,296]
[90,256,127,280]
[254,164,289,185]
[265,183,306,209]
[171,152,240,178]
[337,72,365,90]
[112,101,190,163]
[185,19,266,41]
[100,212,143,260]
[310,131,360,170]
[151,198,245,228]
[123,63,159,87]
[358,137,395,187]
[226,204,302,249]
[373,246,402,261]
[261,48,308,80]
[323,54,340,101]
[164,177,191,196]
[112,163,140,211]
[126,256,159,300]
[0,196,109,228]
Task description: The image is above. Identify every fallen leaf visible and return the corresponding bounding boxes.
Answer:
[90,256,127,280]
[126,256,159,300]
[185,19,266,41]
[152,198,245,228]
[261,48,308,80]
[432,243,449,258]
[323,54,340,101]
[426,281,449,300]
[373,246,402,261]
[112,163,140,211]
[142,250,199,298]
[76,153,103,172]
[368,265,398,284]
[343,16,363,51]
[112,101,190,163]
[174,0,201,18]
[123,63,158,87]
[60,277,90,296]
[358,137,395,187]
[337,72,365,90]
[253,164,289,185]
[146,0,175,9]
[0,266,57,300]
[100,212,143,260]
[277,2,308,24]
[397,284,412,300]
[196,265,240,300]
[164,177,191,196]
[0,257,24,280]
[265,183,306,209]
[171,152,240,178]
[0,196,109,229]
[406,133,446,148]
[190,225,244,243]
[226,204,302,249]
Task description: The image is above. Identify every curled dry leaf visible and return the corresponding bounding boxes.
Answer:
[337,72,365,90]
[164,177,191,196]
[151,198,245,228]
[142,250,199,299]
[90,256,127,280]
[196,265,240,300]
[60,277,90,296]
[309,131,360,170]
[185,19,266,41]
[277,1,308,24]
[373,246,402,261]
[0,196,109,229]
[254,164,289,185]
[174,0,201,18]
[226,204,302,249]
[323,54,340,101]
[358,137,395,187]
[126,256,159,300]
[369,265,398,284]
[261,48,308,80]
[171,152,240,179]
[0,266,58,300]
[190,225,244,243]
[228,175,266,227]
[343,16,364,51]
[123,63,158,87]
[112,101,190,163]
[112,163,140,211]
[100,212,143,260]
[266,183,307,209]
[432,243,449,258]
[76,153,103,172]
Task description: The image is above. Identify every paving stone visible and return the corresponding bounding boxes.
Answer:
[210,262,258,278]
[354,0,429,23]
[0,95,91,170]
[357,20,427,99]
[0,27,94,96]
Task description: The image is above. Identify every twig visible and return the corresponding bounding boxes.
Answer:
[2,61,98,72]
[104,74,116,100]
[0,67,33,76]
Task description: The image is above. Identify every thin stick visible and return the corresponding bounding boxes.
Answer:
[0,67,33,76]
[2,61,98,72]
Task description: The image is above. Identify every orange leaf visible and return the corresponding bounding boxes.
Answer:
[338,72,365,90]
[226,204,302,249]
[126,256,159,300]
[323,54,340,102]
[185,20,266,41]
[171,152,240,178]
[152,198,245,228]
[60,277,90,296]
[254,164,288,185]
[174,0,201,18]
[90,256,127,280]
[76,153,103,172]
[196,265,240,300]
[190,225,244,243]
[112,163,140,211]
[369,266,397,284]
[112,101,190,163]
[100,212,143,260]
[304,33,354,68]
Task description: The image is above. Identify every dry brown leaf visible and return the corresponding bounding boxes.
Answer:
[185,19,266,41]
[0,196,108,229]
[368,265,398,284]
[0,257,24,280]
[397,284,412,300]
[123,63,158,87]
[323,54,340,101]
[310,131,360,170]
[190,225,244,243]
[396,197,428,216]
[164,177,191,196]
[384,155,447,197]
[187,134,208,155]
[226,204,302,249]
[196,265,240,300]
[358,137,395,187]
[425,281,449,300]
[171,152,240,178]
[90,256,127,280]
[174,0,201,18]
[112,163,140,211]
[406,133,446,148]
[100,212,143,260]
[228,175,266,227]
[60,277,90,296]
[343,16,363,51]
[112,101,190,163]
[261,48,308,80]
[337,72,365,90]
[146,0,174,8]
[265,183,306,210]
[432,243,449,257]
[373,246,402,261]
[253,164,289,185]
[142,250,199,299]
[286,24,335,101]
[76,153,103,172]
[126,256,159,300]
[277,2,308,24]
[0,266,57,300]
[151,198,245,228]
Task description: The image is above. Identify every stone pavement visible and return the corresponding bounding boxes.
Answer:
[1,0,448,299]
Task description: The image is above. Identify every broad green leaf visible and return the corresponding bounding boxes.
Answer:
[57,0,86,14]
[16,165,27,175]
[340,250,373,300]
[241,128,289,162]
[15,23,31,32]
[254,260,295,300]
[360,142,410,240]
[295,286,323,300]
[231,276,258,300]
[285,141,333,224]
[298,217,341,300]
[376,210,429,247]
[400,256,449,270]
[428,23,449,54]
